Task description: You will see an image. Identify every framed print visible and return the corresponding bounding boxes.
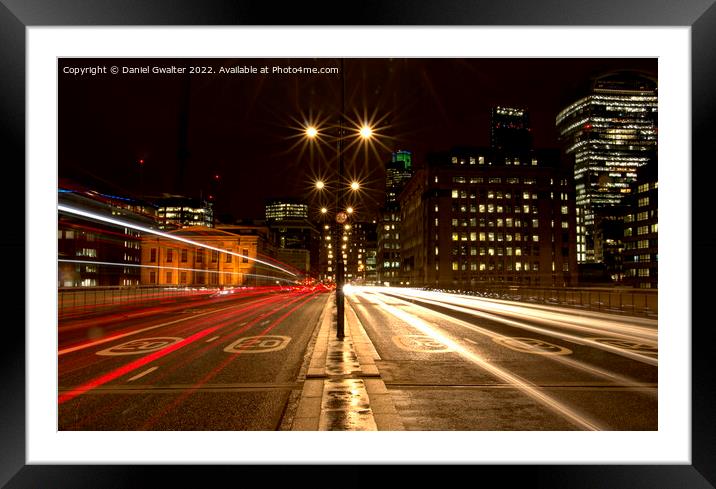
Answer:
[2,0,714,487]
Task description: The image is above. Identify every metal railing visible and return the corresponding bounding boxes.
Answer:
[423,285,658,318]
[57,285,221,320]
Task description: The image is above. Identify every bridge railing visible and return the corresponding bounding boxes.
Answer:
[57,285,220,320]
[424,285,657,318]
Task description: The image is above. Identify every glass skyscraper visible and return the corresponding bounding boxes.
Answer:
[556,71,657,263]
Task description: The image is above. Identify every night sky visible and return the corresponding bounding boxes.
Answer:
[59,58,657,221]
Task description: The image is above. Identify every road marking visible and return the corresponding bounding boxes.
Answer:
[358,290,605,431]
[493,337,573,356]
[378,291,658,366]
[127,366,159,382]
[96,337,183,356]
[590,337,658,356]
[59,302,252,356]
[463,338,478,345]
[205,336,220,343]
[369,290,656,395]
[392,335,453,353]
[224,335,292,354]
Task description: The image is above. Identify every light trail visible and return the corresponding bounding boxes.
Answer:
[378,289,658,365]
[58,325,221,404]
[58,295,279,356]
[58,204,297,277]
[354,289,605,431]
[389,288,657,339]
[58,259,300,284]
[355,290,656,394]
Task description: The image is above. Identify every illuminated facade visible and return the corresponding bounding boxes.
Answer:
[58,184,158,287]
[622,159,658,288]
[265,198,309,221]
[155,196,214,229]
[140,225,283,287]
[265,198,319,277]
[556,71,657,263]
[399,147,577,288]
[377,150,414,285]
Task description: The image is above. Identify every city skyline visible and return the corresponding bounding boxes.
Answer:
[59,57,657,221]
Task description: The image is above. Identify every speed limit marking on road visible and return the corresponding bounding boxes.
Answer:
[392,335,453,353]
[591,337,658,356]
[96,337,183,356]
[224,335,291,354]
[492,337,572,356]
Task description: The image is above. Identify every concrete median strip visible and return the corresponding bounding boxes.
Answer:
[291,293,404,431]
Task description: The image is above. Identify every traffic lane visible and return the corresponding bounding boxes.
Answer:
[349,292,602,430]
[134,291,327,386]
[377,290,658,385]
[384,289,657,349]
[59,389,294,430]
[58,288,286,350]
[351,290,653,430]
[59,291,328,430]
[59,290,325,390]
[58,291,292,381]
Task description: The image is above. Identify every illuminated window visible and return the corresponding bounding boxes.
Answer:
[242,249,249,263]
[452,261,458,271]
[452,233,459,241]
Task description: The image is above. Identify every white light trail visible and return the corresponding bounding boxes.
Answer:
[58,259,298,284]
[355,289,605,431]
[358,289,656,393]
[57,204,297,277]
[380,289,657,366]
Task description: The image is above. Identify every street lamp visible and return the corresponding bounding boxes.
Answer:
[304,127,373,339]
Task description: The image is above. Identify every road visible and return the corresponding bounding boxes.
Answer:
[346,286,657,431]
[58,285,657,431]
[58,286,329,430]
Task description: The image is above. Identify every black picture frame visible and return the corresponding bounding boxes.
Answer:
[2,1,712,487]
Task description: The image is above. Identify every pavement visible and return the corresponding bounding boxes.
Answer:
[291,292,404,431]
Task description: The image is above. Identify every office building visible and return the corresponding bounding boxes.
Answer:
[556,70,657,263]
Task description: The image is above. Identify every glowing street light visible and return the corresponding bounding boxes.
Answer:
[306,126,318,139]
[315,180,325,190]
[359,124,373,140]
[350,181,360,191]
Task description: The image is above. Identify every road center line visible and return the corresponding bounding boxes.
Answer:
[127,366,159,382]
[205,336,220,343]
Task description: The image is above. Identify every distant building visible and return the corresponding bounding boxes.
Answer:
[399,146,577,288]
[264,198,319,277]
[622,159,658,288]
[140,224,289,287]
[491,106,532,155]
[155,196,214,229]
[556,71,657,263]
[58,184,158,287]
[377,150,414,285]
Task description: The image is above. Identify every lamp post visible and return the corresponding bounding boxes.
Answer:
[300,59,381,338]
[307,140,365,339]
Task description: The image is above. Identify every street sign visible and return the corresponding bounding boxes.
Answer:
[336,211,348,223]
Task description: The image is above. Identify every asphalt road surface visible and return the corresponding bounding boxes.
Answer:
[58,287,328,430]
[58,285,657,431]
[346,286,657,431]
